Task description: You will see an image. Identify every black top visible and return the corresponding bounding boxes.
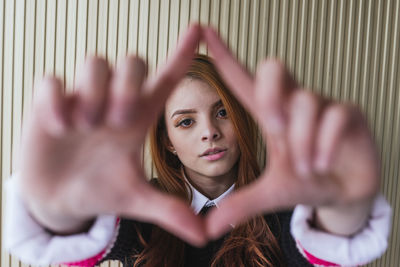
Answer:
[99,211,313,267]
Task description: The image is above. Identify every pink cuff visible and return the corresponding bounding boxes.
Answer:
[62,218,121,267]
[297,242,339,266]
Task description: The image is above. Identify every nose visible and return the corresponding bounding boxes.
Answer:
[201,120,221,142]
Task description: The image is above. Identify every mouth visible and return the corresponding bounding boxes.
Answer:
[200,148,227,161]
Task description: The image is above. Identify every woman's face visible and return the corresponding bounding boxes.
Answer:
[165,78,240,180]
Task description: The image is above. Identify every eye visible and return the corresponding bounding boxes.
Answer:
[217,108,227,118]
[177,118,194,128]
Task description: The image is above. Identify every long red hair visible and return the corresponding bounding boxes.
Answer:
[133,54,284,267]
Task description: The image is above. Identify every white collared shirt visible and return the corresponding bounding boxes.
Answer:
[188,182,235,215]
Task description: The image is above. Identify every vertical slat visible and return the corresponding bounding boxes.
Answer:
[218,0,230,45]
[237,0,250,69]
[332,0,345,100]
[228,0,240,58]
[86,0,98,55]
[151,0,161,69]
[97,0,109,58]
[360,0,374,112]
[127,0,139,54]
[377,0,392,199]
[304,0,317,90]
[198,0,210,54]
[168,0,180,56]
[209,0,220,32]
[268,0,279,57]
[2,0,14,266]
[286,0,298,75]
[178,0,190,35]
[65,0,78,90]
[247,0,260,73]
[382,2,399,266]
[55,0,67,80]
[22,0,35,122]
[137,0,149,60]
[74,0,88,89]
[116,0,129,62]
[45,0,56,75]
[107,0,119,66]
[277,0,288,63]
[294,0,306,82]
[11,0,24,176]
[322,0,337,98]
[313,0,326,95]
[351,0,366,105]
[0,0,4,261]
[257,0,269,61]
[369,0,384,141]
[34,0,46,84]
[388,5,400,267]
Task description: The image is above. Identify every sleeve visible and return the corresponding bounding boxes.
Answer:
[290,194,392,267]
[3,173,119,267]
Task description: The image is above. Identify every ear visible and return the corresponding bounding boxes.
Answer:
[167,144,177,155]
[163,134,177,155]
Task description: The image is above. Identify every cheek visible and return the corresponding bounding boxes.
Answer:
[167,128,195,155]
[223,124,241,158]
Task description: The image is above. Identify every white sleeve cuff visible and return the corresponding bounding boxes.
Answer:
[290,194,392,266]
[3,173,118,266]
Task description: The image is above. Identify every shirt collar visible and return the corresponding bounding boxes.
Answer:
[181,168,235,214]
[190,182,235,214]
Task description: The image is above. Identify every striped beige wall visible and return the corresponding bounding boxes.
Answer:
[1,0,399,266]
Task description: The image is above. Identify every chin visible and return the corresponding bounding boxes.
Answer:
[202,164,236,177]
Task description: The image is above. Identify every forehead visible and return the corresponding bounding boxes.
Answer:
[165,78,221,115]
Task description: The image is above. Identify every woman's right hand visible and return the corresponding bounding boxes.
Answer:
[17,25,206,246]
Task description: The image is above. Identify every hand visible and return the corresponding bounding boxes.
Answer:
[202,27,380,239]
[18,25,207,246]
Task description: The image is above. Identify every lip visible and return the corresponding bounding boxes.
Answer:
[200,147,227,161]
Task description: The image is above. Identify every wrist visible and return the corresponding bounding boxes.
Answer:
[314,198,374,236]
[25,199,95,235]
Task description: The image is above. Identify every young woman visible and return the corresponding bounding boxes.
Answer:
[5,25,391,267]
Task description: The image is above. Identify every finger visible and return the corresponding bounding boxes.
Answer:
[202,27,255,113]
[141,24,202,128]
[75,57,111,128]
[205,176,294,239]
[121,182,207,247]
[33,76,69,137]
[288,90,320,178]
[314,104,351,173]
[107,56,147,128]
[255,60,297,136]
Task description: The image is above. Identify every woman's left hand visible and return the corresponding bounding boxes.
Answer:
[202,27,380,239]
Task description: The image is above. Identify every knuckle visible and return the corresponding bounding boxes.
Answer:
[291,90,318,108]
[34,77,63,105]
[84,56,108,70]
[327,104,349,122]
[79,57,110,87]
[256,58,286,79]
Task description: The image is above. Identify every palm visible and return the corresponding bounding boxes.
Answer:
[202,27,380,238]
[23,125,145,217]
[18,25,207,246]
[263,126,378,209]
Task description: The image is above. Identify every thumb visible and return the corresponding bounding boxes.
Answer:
[120,183,207,247]
[205,173,296,240]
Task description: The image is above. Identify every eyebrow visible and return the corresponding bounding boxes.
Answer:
[170,100,223,118]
